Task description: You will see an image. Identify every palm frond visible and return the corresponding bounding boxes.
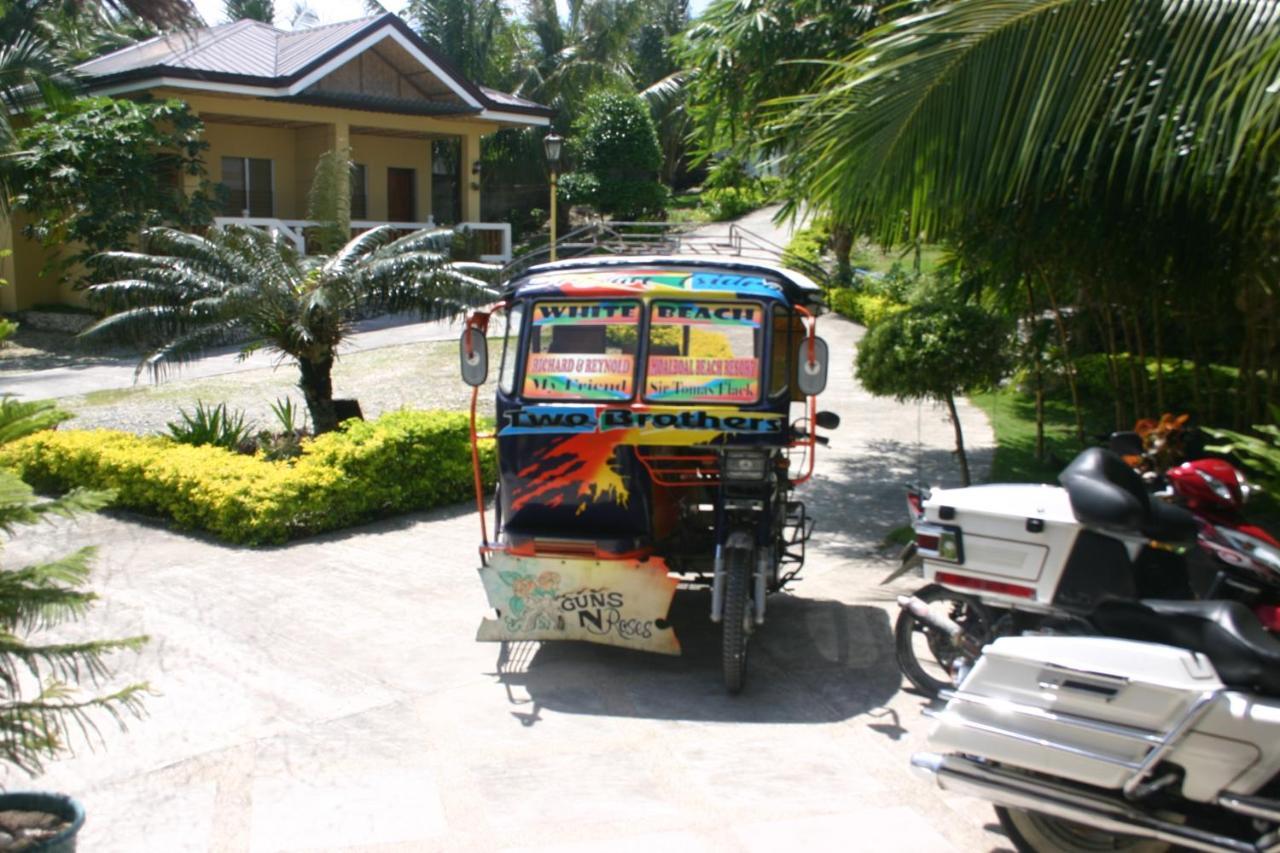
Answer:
[776,0,1280,238]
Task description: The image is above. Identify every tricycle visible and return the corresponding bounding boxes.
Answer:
[458,256,838,692]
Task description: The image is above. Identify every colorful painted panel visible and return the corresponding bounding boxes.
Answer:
[646,356,760,403]
[529,300,641,325]
[498,405,785,514]
[645,301,761,403]
[477,552,680,655]
[523,353,635,400]
[524,299,640,401]
[519,270,785,301]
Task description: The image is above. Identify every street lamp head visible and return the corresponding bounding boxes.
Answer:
[543,132,563,168]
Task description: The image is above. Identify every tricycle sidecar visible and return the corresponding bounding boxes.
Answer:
[460,256,835,692]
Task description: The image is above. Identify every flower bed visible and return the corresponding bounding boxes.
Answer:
[0,410,495,545]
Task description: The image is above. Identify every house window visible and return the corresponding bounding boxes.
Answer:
[220,156,273,217]
[350,163,368,220]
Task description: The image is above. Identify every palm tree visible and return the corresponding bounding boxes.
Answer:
[82,226,497,432]
[778,0,1280,240]
[520,0,647,124]
[222,0,272,23]
[677,0,884,279]
[0,397,148,775]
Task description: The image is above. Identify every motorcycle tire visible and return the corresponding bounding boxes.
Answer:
[722,542,754,695]
[996,806,1170,853]
[894,584,992,698]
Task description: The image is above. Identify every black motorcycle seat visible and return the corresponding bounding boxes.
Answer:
[1059,448,1197,541]
[1091,599,1280,696]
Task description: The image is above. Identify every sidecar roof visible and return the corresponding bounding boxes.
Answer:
[502,255,824,308]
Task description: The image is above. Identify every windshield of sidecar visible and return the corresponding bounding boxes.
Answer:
[502,266,796,405]
[643,300,763,404]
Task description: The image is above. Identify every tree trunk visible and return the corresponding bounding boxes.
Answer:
[1024,281,1045,460]
[1090,289,1121,427]
[298,354,337,433]
[1152,295,1165,413]
[1044,282,1086,446]
[1119,312,1141,419]
[1133,308,1151,415]
[830,223,854,286]
[945,393,972,487]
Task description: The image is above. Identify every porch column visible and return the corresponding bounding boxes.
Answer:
[0,220,16,313]
[461,130,482,222]
[334,121,351,226]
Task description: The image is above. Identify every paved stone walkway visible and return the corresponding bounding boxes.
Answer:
[4,311,1003,852]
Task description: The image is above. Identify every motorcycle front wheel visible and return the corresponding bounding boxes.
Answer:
[996,807,1171,852]
[721,541,754,694]
[894,584,992,698]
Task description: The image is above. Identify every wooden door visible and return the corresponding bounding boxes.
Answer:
[387,168,416,222]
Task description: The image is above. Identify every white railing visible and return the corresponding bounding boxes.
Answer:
[213,217,512,263]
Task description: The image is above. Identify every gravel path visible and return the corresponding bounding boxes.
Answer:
[48,338,494,435]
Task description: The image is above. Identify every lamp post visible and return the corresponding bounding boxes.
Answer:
[543,132,563,262]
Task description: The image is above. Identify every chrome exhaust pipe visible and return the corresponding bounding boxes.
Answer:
[912,753,1259,853]
[897,595,984,657]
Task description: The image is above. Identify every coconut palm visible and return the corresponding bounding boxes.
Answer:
[778,0,1280,240]
[520,0,649,123]
[83,226,497,433]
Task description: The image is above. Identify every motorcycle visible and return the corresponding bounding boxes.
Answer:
[1110,426,1280,593]
[912,597,1280,853]
[889,446,1280,697]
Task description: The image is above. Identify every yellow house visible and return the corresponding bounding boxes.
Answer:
[0,13,551,313]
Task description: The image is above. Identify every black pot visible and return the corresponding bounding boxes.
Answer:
[0,792,84,852]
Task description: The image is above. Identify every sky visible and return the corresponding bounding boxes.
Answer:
[191,0,712,29]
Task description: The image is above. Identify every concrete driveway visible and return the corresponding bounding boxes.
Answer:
[5,315,1005,852]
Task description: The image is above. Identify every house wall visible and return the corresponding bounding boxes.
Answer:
[203,121,301,218]
[349,132,433,223]
[0,213,87,312]
[2,90,499,312]
[294,124,335,218]
[180,92,485,221]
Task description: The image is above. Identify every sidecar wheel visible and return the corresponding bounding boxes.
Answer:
[996,807,1170,852]
[721,543,754,694]
[894,584,992,698]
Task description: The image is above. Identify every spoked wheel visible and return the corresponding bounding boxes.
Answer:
[894,584,993,698]
[996,807,1171,853]
[721,542,755,694]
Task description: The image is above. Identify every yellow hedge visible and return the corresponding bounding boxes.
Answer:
[0,410,496,545]
[828,290,908,328]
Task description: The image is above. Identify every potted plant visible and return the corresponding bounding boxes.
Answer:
[0,397,147,851]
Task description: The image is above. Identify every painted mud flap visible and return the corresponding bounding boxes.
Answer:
[477,552,680,655]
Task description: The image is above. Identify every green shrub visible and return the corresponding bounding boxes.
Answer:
[1066,353,1237,413]
[703,185,768,221]
[784,221,831,269]
[828,289,907,328]
[0,410,497,546]
[562,91,668,220]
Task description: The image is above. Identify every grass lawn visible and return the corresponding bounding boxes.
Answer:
[853,241,948,277]
[969,387,1109,483]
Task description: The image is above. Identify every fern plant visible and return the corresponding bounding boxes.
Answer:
[0,397,147,774]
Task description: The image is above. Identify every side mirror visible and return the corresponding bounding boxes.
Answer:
[815,410,840,430]
[460,326,488,387]
[796,336,829,396]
